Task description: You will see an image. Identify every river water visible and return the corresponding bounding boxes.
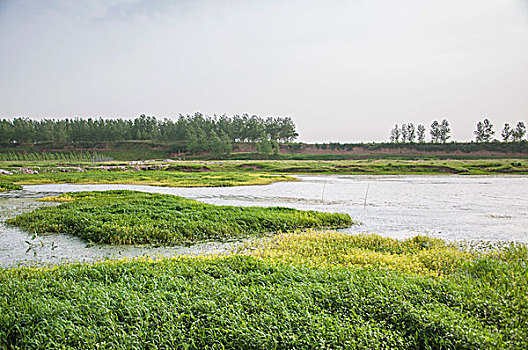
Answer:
[1,175,527,266]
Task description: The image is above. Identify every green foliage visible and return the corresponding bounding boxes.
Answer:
[475,119,495,142]
[0,181,22,191]
[1,243,526,349]
[0,114,298,148]
[7,191,352,245]
[256,135,273,155]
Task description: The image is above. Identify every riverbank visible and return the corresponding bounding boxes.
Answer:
[0,170,294,187]
[0,160,527,189]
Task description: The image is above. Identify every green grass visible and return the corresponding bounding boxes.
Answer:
[6,191,352,245]
[0,181,22,192]
[216,159,528,175]
[0,170,294,187]
[1,237,526,349]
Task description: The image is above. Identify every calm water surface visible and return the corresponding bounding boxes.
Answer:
[1,175,527,266]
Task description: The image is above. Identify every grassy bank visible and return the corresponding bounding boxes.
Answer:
[216,159,528,175]
[2,159,528,179]
[0,170,294,187]
[1,232,526,349]
[6,191,352,245]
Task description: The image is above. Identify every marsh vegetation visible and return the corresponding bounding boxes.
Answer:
[1,162,527,349]
[1,160,528,190]
[7,191,352,245]
[0,232,526,349]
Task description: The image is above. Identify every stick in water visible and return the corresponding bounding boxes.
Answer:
[321,178,327,201]
[364,184,370,209]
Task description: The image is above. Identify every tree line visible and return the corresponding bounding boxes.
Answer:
[389,119,451,143]
[389,119,527,143]
[0,113,298,155]
[475,119,526,143]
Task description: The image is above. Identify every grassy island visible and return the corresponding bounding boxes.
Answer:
[6,191,352,245]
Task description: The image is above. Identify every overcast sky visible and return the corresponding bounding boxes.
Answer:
[1,0,527,142]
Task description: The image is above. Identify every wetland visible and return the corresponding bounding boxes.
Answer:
[1,172,527,349]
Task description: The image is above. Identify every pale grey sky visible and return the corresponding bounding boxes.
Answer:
[1,0,527,142]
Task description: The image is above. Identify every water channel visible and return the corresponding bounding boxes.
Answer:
[1,175,527,266]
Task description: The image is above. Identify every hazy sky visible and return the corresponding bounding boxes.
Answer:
[1,0,527,142]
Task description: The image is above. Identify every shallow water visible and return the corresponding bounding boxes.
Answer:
[1,175,527,266]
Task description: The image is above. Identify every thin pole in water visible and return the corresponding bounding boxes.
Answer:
[321,178,327,202]
[364,184,370,209]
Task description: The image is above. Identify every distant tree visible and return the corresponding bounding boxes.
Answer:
[400,123,409,143]
[276,116,298,142]
[389,124,401,143]
[512,121,526,141]
[501,123,513,142]
[187,127,208,154]
[439,119,451,143]
[474,118,494,142]
[474,122,484,142]
[430,121,441,143]
[219,131,232,154]
[209,131,224,156]
[256,133,272,155]
[271,140,280,155]
[1,113,296,149]
[416,124,426,143]
[406,123,416,142]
